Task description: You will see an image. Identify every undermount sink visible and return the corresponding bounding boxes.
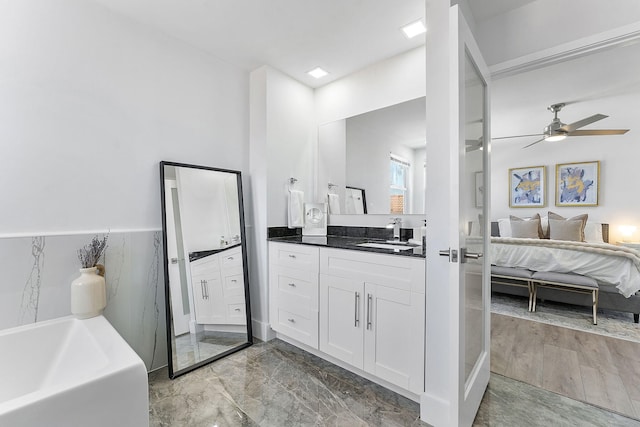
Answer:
[356,242,416,250]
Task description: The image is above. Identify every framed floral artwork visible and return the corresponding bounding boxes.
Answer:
[508,165,546,208]
[556,161,599,207]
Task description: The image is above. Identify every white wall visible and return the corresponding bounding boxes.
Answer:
[491,134,640,243]
[249,66,315,339]
[0,0,249,236]
[0,0,249,368]
[176,168,239,253]
[315,46,426,125]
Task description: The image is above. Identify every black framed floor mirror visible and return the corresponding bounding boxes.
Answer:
[160,161,253,379]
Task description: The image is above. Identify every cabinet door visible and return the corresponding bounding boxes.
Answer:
[319,274,364,369]
[363,283,425,394]
[191,275,225,324]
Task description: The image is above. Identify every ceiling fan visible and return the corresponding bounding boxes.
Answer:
[493,103,630,148]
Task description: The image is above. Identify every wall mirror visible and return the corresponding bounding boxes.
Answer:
[318,96,426,215]
[160,161,252,379]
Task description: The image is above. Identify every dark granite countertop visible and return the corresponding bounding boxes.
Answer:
[267,235,425,258]
[189,242,242,262]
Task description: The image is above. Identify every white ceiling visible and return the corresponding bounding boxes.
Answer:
[88,0,640,144]
[491,41,640,147]
[90,0,425,88]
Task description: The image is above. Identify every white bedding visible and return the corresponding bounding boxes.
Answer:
[491,237,640,297]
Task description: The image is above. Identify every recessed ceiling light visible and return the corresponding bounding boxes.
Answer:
[401,19,426,39]
[307,67,329,79]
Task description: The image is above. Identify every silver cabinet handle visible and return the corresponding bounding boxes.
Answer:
[231,279,238,283]
[204,280,209,300]
[354,292,360,327]
[227,256,234,261]
[288,282,296,287]
[170,257,178,264]
[366,293,372,330]
[288,254,296,259]
[287,318,295,323]
[200,280,206,300]
[235,308,241,312]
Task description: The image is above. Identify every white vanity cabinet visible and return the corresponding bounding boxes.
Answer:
[268,242,320,348]
[319,248,425,394]
[268,241,425,396]
[190,245,246,325]
[190,253,225,324]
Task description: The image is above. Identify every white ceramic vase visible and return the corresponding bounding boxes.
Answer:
[71,267,106,319]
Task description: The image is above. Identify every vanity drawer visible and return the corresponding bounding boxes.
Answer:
[276,274,318,314]
[223,272,245,296]
[220,247,242,268]
[274,307,318,348]
[319,248,425,293]
[226,302,247,325]
[270,242,319,272]
[190,254,220,276]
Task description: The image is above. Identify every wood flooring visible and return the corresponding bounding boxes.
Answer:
[491,313,640,420]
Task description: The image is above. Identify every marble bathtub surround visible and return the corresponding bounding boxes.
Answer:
[0,230,167,372]
[148,338,640,426]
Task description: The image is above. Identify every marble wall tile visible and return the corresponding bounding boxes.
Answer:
[0,230,167,372]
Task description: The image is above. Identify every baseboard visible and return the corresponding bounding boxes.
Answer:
[251,319,276,342]
[420,392,450,426]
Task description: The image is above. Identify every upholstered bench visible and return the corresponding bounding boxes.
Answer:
[491,266,534,311]
[531,271,599,325]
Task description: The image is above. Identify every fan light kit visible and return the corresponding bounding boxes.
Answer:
[494,102,630,148]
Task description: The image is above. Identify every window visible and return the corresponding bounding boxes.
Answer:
[390,154,410,214]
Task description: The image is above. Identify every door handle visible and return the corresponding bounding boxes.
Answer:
[439,248,458,263]
[204,280,209,299]
[461,247,483,263]
[200,280,206,300]
[354,292,360,327]
[366,293,372,330]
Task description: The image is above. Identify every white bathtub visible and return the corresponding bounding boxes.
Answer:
[0,315,149,427]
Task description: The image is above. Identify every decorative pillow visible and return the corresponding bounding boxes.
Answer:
[510,213,544,238]
[548,211,588,241]
[497,218,512,237]
[584,222,605,243]
[540,215,549,238]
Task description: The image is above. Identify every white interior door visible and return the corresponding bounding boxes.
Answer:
[165,180,190,336]
[422,4,491,426]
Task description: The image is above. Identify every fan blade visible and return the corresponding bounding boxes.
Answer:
[492,133,543,140]
[522,137,545,149]
[561,114,608,132]
[567,129,629,136]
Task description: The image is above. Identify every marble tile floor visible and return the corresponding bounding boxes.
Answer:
[149,338,640,426]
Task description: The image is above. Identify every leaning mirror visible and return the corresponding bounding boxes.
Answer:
[160,161,252,379]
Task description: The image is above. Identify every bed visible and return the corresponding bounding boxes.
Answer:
[490,221,640,323]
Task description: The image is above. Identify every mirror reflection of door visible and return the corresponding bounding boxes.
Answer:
[160,162,252,379]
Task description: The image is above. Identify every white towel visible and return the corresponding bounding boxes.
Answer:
[288,189,305,228]
[328,193,340,214]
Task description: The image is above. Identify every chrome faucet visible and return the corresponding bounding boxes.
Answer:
[386,218,401,241]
